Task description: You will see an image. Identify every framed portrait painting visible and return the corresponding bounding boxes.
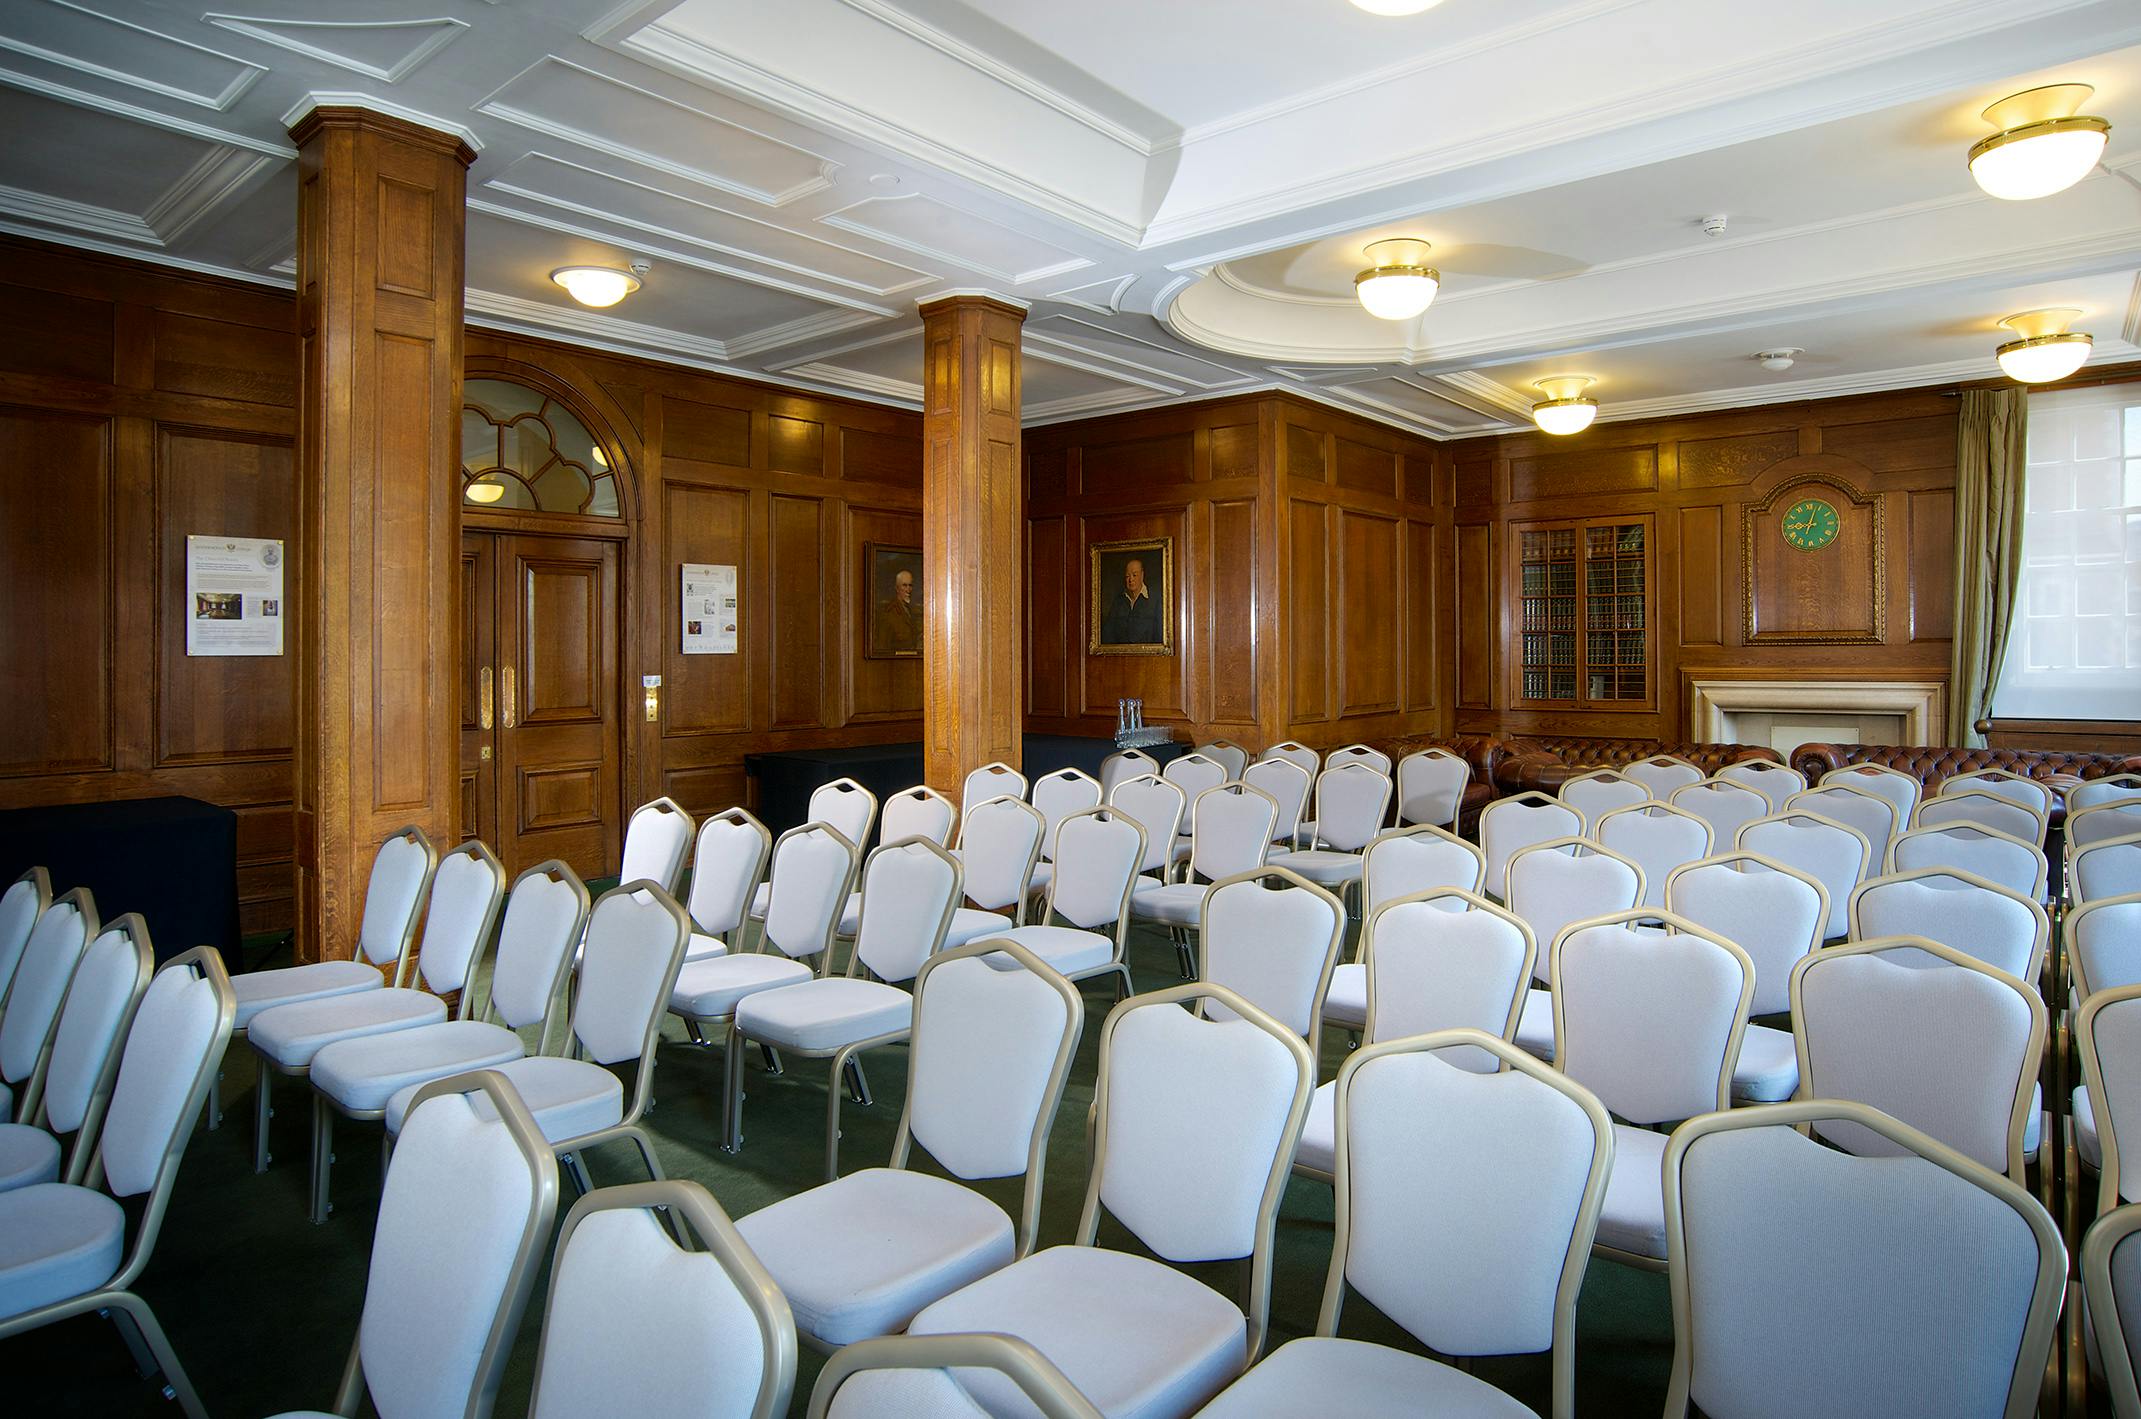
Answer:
[864,543,923,659]
[1088,536,1173,655]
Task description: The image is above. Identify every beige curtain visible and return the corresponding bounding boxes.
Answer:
[1947,386,2028,747]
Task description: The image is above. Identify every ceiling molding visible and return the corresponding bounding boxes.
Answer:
[0,182,161,245]
[768,361,923,405]
[280,92,483,154]
[204,15,468,84]
[0,1,265,111]
[0,65,293,157]
[144,146,278,246]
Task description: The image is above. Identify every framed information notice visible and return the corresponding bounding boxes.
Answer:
[185,535,284,657]
[681,563,738,655]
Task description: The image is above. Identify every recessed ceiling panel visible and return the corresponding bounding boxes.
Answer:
[822,192,1086,284]
[203,14,465,83]
[0,0,263,109]
[0,87,215,236]
[1030,314,1253,390]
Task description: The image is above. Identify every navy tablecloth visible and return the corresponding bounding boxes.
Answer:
[0,796,241,966]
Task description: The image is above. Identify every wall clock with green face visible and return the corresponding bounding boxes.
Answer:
[1780,496,1840,551]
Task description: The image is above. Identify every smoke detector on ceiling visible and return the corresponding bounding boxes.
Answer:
[1755,348,1802,371]
[1700,214,1729,237]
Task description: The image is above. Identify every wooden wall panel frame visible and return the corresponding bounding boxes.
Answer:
[1741,465,1886,645]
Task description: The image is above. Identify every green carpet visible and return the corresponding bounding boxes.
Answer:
[9,919,1673,1416]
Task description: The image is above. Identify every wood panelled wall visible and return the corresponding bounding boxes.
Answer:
[1445,387,1960,744]
[462,331,926,822]
[0,237,299,933]
[1024,393,1450,749]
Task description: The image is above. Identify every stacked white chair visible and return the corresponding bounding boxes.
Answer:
[1663,854,1826,1103]
[904,984,1313,1419]
[1026,768,1103,898]
[2085,1200,2141,1419]
[687,808,773,961]
[0,946,232,1419]
[811,1333,1100,1419]
[386,882,690,1194]
[1297,890,1535,1181]
[1888,821,2047,901]
[1917,787,2047,848]
[1792,936,2044,1184]
[270,1069,557,1419]
[960,762,1026,823]
[1394,747,1469,830]
[1818,762,1922,837]
[1596,802,1712,910]
[0,866,49,1015]
[1560,769,1649,831]
[619,796,695,896]
[1553,910,1751,1268]
[1242,756,1311,849]
[1130,783,1279,978]
[1623,754,1703,799]
[1662,1101,2062,1419]
[1197,867,1346,1062]
[1107,773,1186,886]
[249,839,505,1184]
[985,806,1147,1001]
[1478,793,1582,902]
[1208,1030,1610,1418]
[1849,868,2049,983]
[671,824,858,1056]
[748,780,877,929]
[1269,763,1393,910]
[1716,759,1805,813]
[1194,740,1251,780]
[0,886,95,1122]
[1507,839,1643,1061]
[529,1179,796,1419]
[1099,749,1159,799]
[1668,777,1770,850]
[2075,834,2141,905]
[1322,825,1486,1034]
[1735,809,1871,941]
[939,795,1045,948]
[725,838,962,1177]
[307,861,591,1223]
[0,914,151,1191]
[1787,784,1898,873]
[735,940,1081,1348]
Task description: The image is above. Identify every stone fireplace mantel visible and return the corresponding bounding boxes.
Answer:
[1688,678,1946,747]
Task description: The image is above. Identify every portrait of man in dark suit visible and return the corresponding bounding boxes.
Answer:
[865,544,922,658]
[1090,537,1173,655]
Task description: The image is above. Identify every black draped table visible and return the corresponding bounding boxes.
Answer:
[0,796,241,966]
[745,734,1188,843]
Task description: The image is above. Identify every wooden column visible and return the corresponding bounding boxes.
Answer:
[920,295,1025,800]
[289,105,472,962]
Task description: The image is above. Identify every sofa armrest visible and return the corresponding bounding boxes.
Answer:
[1789,742,1850,779]
[1495,750,1576,796]
[1722,745,1784,767]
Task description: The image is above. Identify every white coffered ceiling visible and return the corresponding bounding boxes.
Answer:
[2,0,2138,438]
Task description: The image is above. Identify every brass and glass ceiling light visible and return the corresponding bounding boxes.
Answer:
[1353,238,1439,321]
[1531,376,1599,435]
[550,264,644,308]
[1994,308,2092,383]
[1968,84,2111,200]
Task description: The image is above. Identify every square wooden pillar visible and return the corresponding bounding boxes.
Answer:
[289,104,472,962]
[920,295,1025,801]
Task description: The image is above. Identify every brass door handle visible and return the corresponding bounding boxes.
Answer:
[501,665,517,728]
[478,666,494,729]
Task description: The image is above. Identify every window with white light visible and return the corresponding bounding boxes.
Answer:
[1990,382,2141,721]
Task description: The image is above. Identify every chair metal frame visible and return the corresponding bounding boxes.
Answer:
[808,1333,1103,1419]
[1662,1099,2064,1419]
[529,1179,797,1419]
[0,945,233,1419]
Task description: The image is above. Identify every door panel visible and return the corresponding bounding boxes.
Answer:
[458,535,497,847]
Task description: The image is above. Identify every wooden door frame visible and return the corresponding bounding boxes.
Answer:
[460,356,644,859]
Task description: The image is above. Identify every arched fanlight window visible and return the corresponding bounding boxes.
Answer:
[461,378,620,516]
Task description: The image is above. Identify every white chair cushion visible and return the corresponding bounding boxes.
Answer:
[1129,882,1207,927]
[748,882,771,920]
[0,1123,60,1193]
[1296,1080,1336,1177]
[668,954,813,1020]
[1198,1336,1534,1418]
[230,960,382,1029]
[1730,1023,1798,1104]
[683,932,729,963]
[943,910,1014,950]
[1322,964,1366,1031]
[837,893,864,937]
[985,925,1116,977]
[1514,989,1554,1060]
[1268,850,1364,887]
[910,1244,1246,1419]
[249,988,445,1069]
[0,1182,123,1319]
[2078,1085,2101,1171]
[1595,1124,1668,1259]
[1028,861,1055,892]
[384,1054,622,1142]
[736,1167,1015,1346]
[735,978,913,1053]
[310,1021,526,1114]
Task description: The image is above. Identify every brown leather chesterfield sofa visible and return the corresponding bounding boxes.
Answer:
[1493,737,1783,794]
[1789,743,2141,814]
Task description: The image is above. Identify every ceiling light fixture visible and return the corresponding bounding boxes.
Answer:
[1756,348,1802,371]
[1531,376,1598,436]
[1968,84,2111,200]
[550,261,647,309]
[1353,238,1439,321]
[464,476,506,504]
[1994,308,2092,383]
[1349,0,1443,14]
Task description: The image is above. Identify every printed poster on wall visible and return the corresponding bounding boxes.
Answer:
[681,562,738,655]
[185,535,284,657]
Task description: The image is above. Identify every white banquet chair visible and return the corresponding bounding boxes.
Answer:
[0,866,50,1017]
[1663,853,1826,1103]
[1322,826,1486,1035]
[1129,783,1279,978]
[1918,787,2048,848]
[1269,763,1393,911]
[1735,809,1871,941]
[1716,759,1806,814]
[939,795,1045,949]
[1622,754,1703,799]
[2075,833,2141,905]
[960,762,1026,823]
[747,780,877,932]
[1786,784,1898,873]
[1668,778,1770,851]
[2084,1201,2141,1419]
[686,808,773,961]
[1849,867,2049,983]
[1479,793,1582,902]
[1197,867,1345,1062]
[1194,740,1251,780]
[1394,747,1469,830]
[1595,802,1712,910]
[1560,769,1649,832]
[1027,768,1104,899]
[1818,763,1923,835]
[619,796,695,896]
[1506,838,1643,1061]
[810,1333,1101,1419]
[985,806,1147,1002]
[1242,757,1311,849]
[0,886,96,1123]
[1888,821,2047,901]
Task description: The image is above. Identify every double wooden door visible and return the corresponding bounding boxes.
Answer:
[459,532,621,878]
